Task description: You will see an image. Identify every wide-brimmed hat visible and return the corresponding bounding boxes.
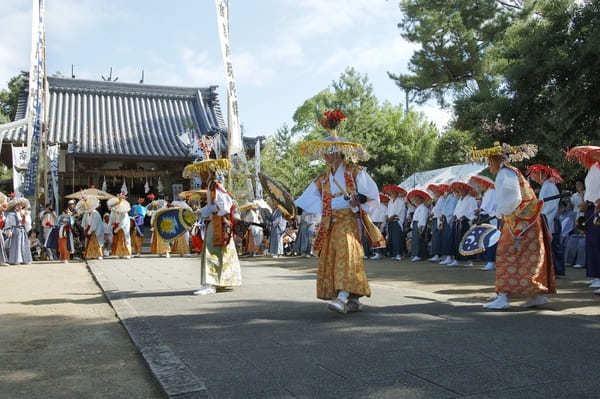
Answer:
[107,194,131,213]
[382,185,407,196]
[565,146,600,168]
[182,134,232,178]
[298,110,369,163]
[468,142,538,163]
[527,164,563,184]
[407,189,431,202]
[451,181,478,198]
[379,193,391,203]
[469,175,495,190]
[6,197,29,210]
[75,196,100,213]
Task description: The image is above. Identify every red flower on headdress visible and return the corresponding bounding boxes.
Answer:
[318,109,346,130]
[45,221,52,227]
[146,193,156,201]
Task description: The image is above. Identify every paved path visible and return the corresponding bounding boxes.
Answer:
[88,256,600,398]
[0,261,162,399]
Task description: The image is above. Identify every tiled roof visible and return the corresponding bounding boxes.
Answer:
[1,77,226,159]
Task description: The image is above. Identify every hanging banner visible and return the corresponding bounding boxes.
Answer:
[215,0,243,158]
[47,144,59,209]
[23,0,48,196]
[12,145,30,197]
[254,139,263,199]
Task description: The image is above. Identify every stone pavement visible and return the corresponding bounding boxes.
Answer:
[0,261,162,399]
[88,255,600,399]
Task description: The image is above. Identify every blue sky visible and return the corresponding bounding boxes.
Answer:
[1,0,451,137]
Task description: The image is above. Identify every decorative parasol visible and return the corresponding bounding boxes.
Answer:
[171,200,192,210]
[65,188,115,201]
[178,189,208,201]
[258,172,296,219]
[153,207,196,241]
[565,146,600,168]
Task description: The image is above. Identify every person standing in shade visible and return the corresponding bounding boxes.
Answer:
[408,189,431,262]
[427,184,445,263]
[528,164,563,276]
[438,183,457,265]
[269,205,287,258]
[469,142,555,310]
[384,185,407,261]
[470,175,498,271]
[447,182,478,267]
[565,146,600,294]
[369,193,389,260]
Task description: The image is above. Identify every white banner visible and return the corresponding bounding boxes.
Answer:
[254,139,263,199]
[215,0,243,158]
[12,145,30,197]
[24,0,47,196]
[47,144,59,209]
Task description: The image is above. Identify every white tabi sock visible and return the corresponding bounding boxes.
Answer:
[337,290,350,303]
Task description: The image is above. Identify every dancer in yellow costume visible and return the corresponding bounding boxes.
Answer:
[108,194,132,259]
[77,195,104,260]
[295,110,385,314]
[183,135,241,296]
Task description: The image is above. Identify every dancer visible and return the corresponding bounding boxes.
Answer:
[438,183,457,265]
[448,181,478,267]
[78,196,104,260]
[295,109,384,313]
[4,197,32,265]
[427,184,445,262]
[245,204,263,257]
[130,197,147,257]
[268,204,287,258]
[0,193,9,266]
[187,138,241,295]
[369,193,389,260]
[108,194,132,259]
[469,142,555,309]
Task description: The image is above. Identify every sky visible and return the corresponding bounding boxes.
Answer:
[0,0,451,138]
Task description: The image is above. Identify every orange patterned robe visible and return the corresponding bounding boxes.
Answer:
[495,166,556,296]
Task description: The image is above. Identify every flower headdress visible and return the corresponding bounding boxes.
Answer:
[75,195,100,213]
[469,175,495,190]
[107,192,131,213]
[468,142,538,163]
[182,135,232,178]
[299,109,369,163]
[565,146,600,169]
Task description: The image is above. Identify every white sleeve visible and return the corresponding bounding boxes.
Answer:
[295,182,322,215]
[495,168,522,217]
[356,169,379,201]
[466,197,478,221]
[585,163,600,203]
[418,207,429,227]
[540,182,559,217]
[24,213,32,232]
[215,190,233,216]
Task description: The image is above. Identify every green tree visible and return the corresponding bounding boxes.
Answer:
[431,128,476,169]
[292,68,439,186]
[389,0,524,106]
[0,71,27,122]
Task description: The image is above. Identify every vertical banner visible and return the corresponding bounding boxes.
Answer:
[215,0,243,158]
[254,139,263,199]
[47,144,59,209]
[12,145,30,197]
[23,0,47,196]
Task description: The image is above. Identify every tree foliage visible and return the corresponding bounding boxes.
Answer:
[0,71,27,122]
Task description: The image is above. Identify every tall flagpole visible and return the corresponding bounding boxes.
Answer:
[23,0,48,222]
[215,0,243,159]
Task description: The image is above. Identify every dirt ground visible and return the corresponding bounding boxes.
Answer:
[0,261,163,399]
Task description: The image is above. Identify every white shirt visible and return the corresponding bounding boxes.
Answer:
[83,210,104,244]
[540,179,560,233]
[413,203,429,228]
[202,184,233,218]
[441,193,457,219]
[453,195,477,221]
[387,197,406,225]
[480,188,497,216]
[295,164,379,215]
[370,202,388,224]
[494,167,522,218]
[571,192,585,217]
[431,196,445,219]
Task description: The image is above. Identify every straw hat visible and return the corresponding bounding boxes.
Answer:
[526,164,563,184]
[468,142,538,163]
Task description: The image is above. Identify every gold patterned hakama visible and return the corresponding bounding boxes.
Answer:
[171,234,190,255]
[201,222,242,288]
[111,230,131,257]
[151,232,170,255]
[317,208,370,299]
[84,234,103,259]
